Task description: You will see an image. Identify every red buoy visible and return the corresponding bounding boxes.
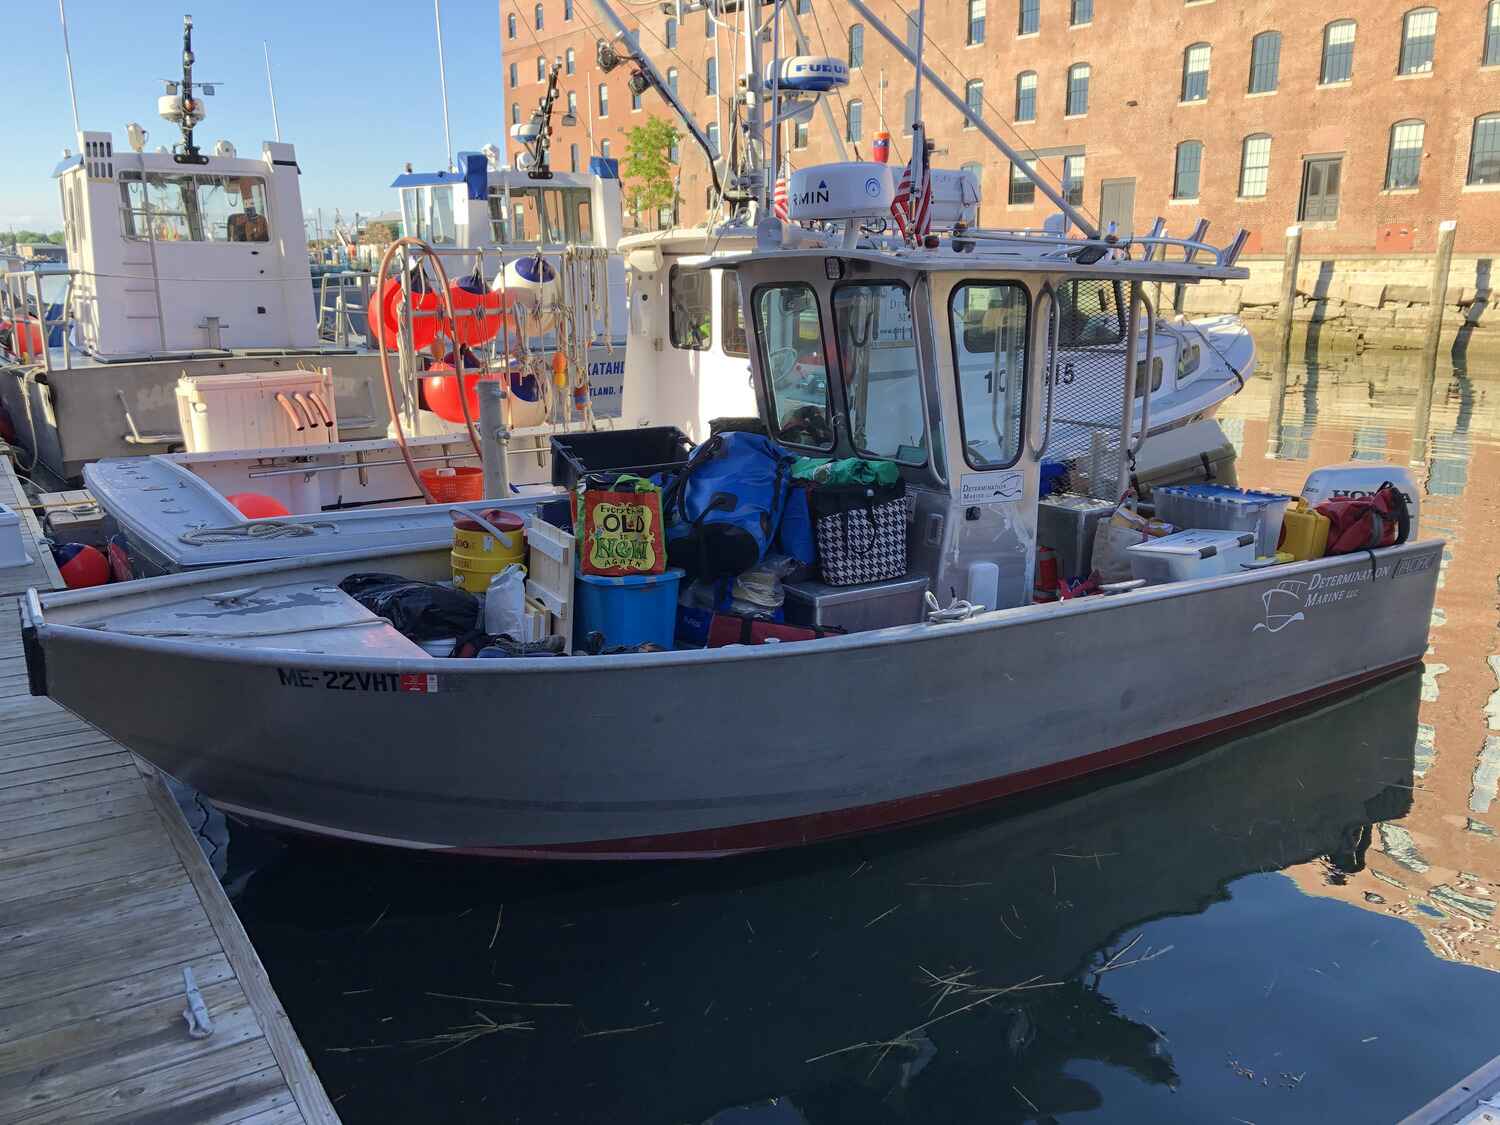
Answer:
[423,363,499,426]
[367,278,442,352]
[55,543,110,588]
[227,492,291,519]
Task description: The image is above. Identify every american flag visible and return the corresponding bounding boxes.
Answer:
[772,165,789,222]
[890,139,933,243]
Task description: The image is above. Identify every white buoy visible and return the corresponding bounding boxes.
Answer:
[493,257,560,335]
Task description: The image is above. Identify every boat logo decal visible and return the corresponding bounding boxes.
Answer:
[959,470,1025,505]
[276,668,439,693]
[1252,549,1439,634]
[1253,580,1308,634]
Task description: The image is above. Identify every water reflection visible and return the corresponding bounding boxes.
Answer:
[221,347,1500,1123]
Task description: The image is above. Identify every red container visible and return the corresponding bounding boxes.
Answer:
[706,613,845,647]
[420,466,485,503]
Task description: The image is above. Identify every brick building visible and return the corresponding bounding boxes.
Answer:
[501,0,1500,253]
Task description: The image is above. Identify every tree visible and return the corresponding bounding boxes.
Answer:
[362,221,397,245]
[9,230,63,246]
[622,117,681,231]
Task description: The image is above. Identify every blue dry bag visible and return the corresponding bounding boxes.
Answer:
[662,432,795,581]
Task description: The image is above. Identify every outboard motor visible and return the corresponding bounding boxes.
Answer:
[1301,464,1420,538]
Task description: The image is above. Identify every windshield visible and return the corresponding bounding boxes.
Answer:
[949,281,1029,470]
[831,282,927,465]
[754,282,833,450]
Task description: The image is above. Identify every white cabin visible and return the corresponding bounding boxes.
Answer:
[54,132,317,359]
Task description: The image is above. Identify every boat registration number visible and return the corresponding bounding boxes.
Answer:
[276,668,439,694]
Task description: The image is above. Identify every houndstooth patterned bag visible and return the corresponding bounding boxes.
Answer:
[812,485,910,586]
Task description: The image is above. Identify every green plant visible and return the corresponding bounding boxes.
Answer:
[622,117,681,230]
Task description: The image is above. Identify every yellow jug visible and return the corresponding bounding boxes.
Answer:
[1280,500,1330,561]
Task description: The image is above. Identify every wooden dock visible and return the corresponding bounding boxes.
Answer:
[0,456,340,1124]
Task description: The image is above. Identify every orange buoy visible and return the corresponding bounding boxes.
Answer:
[423,362,499,426]
[55,543,110,588]
[227,492,291,519]
[368,278,442,351]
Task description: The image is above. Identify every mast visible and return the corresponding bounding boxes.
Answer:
[173,15,208,165]
[434,0,455,171]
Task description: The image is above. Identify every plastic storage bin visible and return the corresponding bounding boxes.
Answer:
[1127,529,1257,584]
[1152,484,1293,557]
[550,427,694,490]
[574,567,685,650]
[175,369,337,453]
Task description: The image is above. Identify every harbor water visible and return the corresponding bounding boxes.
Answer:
[221,344,1500,1123]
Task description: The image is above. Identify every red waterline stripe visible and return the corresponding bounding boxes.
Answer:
[449,659,1420,861]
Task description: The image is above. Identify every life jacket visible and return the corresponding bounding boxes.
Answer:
[1316,481,1411,556]
[661,431,795,581]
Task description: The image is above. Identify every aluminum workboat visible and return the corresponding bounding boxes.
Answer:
[20,233,1441,858]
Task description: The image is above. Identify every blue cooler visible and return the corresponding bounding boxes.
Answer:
[574,568,685,650]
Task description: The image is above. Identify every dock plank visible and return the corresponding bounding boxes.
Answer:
[0,455,337,1125]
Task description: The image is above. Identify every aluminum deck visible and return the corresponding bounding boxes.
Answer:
[0,455,339,1124]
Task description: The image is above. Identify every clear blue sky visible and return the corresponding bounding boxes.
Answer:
[3,0,519,235]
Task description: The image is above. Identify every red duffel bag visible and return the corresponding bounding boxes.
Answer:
[706,613,846,647]
[1316,481,1411,555]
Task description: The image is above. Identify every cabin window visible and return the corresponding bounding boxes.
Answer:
[949,281,1029,470]
[486,187,578,244]
[119,171,270,242]
[428,188,456,245]
[1057,278,1124,346]
[755,283,833,450]
[833,282,927,465]
[572,193,594,243]
[720,272,747,356]
[669,265,712,350]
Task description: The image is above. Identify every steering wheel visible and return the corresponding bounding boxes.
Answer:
[767,345,799,386]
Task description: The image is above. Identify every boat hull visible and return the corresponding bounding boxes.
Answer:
[26,539,1441,858]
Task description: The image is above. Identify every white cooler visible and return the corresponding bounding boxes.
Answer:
[175,368,338,453]
[1127,529,1257,585]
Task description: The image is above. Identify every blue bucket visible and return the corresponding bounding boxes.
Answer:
[575,568,685,651]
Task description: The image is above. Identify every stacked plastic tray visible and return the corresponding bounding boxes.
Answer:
[1152,484,1294,556]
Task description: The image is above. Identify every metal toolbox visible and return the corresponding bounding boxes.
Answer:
[1037,493,1117,581]
[783,575,930,633]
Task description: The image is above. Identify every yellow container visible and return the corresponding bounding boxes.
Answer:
[451,511,526,593]
[1279,500,1330,561]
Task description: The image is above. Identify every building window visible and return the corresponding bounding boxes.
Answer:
[794,121,809,149]
[537,56,546,82]
[1299,156,1342,220]
[1173,140,1203,199]
[968,0,986,44]
[567,91,578,117]
[565,0,574,19]
[849,24,864,67]
[632,87,642,110]
[706,10,713,36]
[1018,0,1038,36]
[534,3,543,29]
[507,13,516,38]
[1321,20,1356,83]
[669,139,680,162]
[1239,134,1270,197]
[598,84,609,116]
[509,62,518,88]
[511,103,521,125]
[964,80,983,126]
[1063,153,1084,205]
[1385,120,1425,188]
[961,161,984,223]
[1008,160,1035,205]
[1248,31,1281,92]
[1487,3,1500,66]
[797,0,810,12]
[1181,43,1210,101]
[706,58,717,94]
[1468,113,1500,184]
[565,48,575,75]
[846,99,864,142]
[665,16,677,47]
[1015,71,1036,121]
[1400,8,1437,75]
[707,122,720,157]
[1066,63,1090,115]
[600,139,612,159]
[667,67,678,95]
[1071,0,1092,25]
[570,143,580,173]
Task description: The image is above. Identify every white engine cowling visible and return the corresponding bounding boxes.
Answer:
[786,163,895,223]
[1301,463,1420,537]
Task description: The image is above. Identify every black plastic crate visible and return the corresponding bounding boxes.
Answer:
[550,426,695,490]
